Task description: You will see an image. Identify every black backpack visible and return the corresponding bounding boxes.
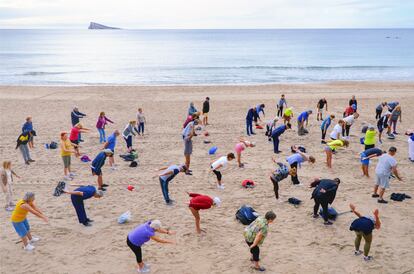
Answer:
[236,205,258,225]
[49,141,58,149]
[129,161,138,167]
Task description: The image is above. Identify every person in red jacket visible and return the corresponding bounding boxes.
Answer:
[187,192,221,234]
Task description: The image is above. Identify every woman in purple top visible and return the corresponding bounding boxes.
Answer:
[127,220,175,273]
[96,112,114,143]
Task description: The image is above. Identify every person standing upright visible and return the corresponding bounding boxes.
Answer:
[202,97,210,125]
[277,94,287,117]
[316,98,328,121]
[71,107,86,142]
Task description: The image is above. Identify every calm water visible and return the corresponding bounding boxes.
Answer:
[1,29,414,85]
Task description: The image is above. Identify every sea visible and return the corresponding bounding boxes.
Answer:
[0,29,413,85]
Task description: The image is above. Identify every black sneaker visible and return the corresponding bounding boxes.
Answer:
[371,194,379,198]
[28,159,35,162]
[83,222,92,227]
[98,187,107,191]
[102,184,109,187]
[87,218,94,222]
[378,199,388,204]
[324,221,333,225]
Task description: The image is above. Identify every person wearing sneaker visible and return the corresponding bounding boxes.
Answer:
[91,149,114,191]
[234,138,256,167]
[372,147,403,203]
[127,220,175,273]
[64,185,103,226]
[310,178,341,225]
[211,153,235,189]
[244,211,276,272]
[11,192,48,251]
[158,164,187,205]
[349,204,381,261]
[320,114,335,144]
[103,130,120,169]
[187,192,221,234]
[271,123,291,154]
[60,132,76,181]
[15,130,35,165]
[182,116,199,175]
[1,161,20,211]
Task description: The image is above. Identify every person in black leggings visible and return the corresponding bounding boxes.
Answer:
[310,178,340,225]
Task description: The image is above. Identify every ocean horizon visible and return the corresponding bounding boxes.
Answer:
[1,28,413,85]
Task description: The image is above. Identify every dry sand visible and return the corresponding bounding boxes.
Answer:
[0,82,413,274]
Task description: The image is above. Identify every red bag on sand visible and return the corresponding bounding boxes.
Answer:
[204,131,209,136]
[256,125,263,129]
[242,180,255,188]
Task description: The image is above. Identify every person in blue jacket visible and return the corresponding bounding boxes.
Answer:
[91,149,113,191]
[246,108,258,136]
[158,164,187,205]
[297,110,312,136]
[271,123,291,153]
[310,178,340,225]
[349,204,381,261]
[63,185,103,227]
[71,107,86,142]
[321,114,335,144]
[22,116,35,149]
[254,104,265,125]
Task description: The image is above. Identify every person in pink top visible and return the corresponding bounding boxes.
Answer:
[234,138,256,167]
[96,112,114,143]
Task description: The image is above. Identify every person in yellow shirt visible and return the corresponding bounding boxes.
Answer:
[60,132,77,181]
[11,192,48,251]
[324,139,349,168]
[282,107,294,125]
[364,126,377,150]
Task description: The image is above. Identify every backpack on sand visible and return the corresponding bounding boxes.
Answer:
[236,205,258,225]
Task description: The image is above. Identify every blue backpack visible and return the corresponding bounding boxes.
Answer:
[236,205,258,225]
[319,207,338,220]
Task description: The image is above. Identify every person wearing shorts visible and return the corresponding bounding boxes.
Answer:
[372,147,402,203]
[317,98,328,121]
[234,139,255,167]
[60,132,76,180]
[360,148,384,177]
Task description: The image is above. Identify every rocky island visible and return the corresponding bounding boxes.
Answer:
[88,22,120,29]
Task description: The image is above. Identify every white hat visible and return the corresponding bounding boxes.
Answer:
[213,197,221,207]
[103,149,113,154]
[150,220,162,229]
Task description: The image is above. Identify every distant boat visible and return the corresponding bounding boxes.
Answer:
[88,22,120,30]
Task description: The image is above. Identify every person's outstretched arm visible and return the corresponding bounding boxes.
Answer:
[349,204,362,217]
[150,236,175,244]
[64,190,83,196]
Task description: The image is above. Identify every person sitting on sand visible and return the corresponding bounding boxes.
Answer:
[255,104,265,126]
[329,119,345,140]
[377,112,391,144]
[349,204,381,262]
[265,117,279,140]
[211,153,235,189]
[277,94,287,117]
[1,161,20,211]
[103,130,120,170]
[321,114,335,144]
[360,148,385,177]
[187,192,221,233]
[269,158,295,200]
[342,112,359,139]
[310,178,340,225]
[282,107,293,125]
[22,116,35,149]
[316,98,328,121]
[16,130,35,165]
[202,97,210,125]
[271,123,291,154]
[91,149,114,191]
[235,138,255,167]
[158,164,187,205]
[62,184,103,227]
[60,132,76,181]
[286,148,315,185]
[96,111,114,143]
[297,110,312,136]
[11,192,48,251]
[122,120,139,153]
[246,107,259,136]
[182,116,199,175]
[71,107,86,142]
[372,147,403,204]
[69,123,90,157]
[324,139,349,169]
[375,102,387,120]
[363,126,377,150]
[127,220,175,273]
[244,211,277,272]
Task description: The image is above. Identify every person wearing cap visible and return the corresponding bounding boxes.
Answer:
[271,123,291,154]
[60,131,77,180]
[127,220,175,273]
[69,123,90,157]
[103,130,120,170]
[363,126,377,150]
[91,149,113,191]
[63,185,103,226]
[202,97,210,125]
[244,211,277,272]
[310,178,341,225]
[360,147,385,177]
[71,107,86,142]
[187,192,221,234]
[158,164,187,205]
[297,110,312,136]
[235,138,255,168]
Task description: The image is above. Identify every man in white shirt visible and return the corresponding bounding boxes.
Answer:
[372,147,403,203]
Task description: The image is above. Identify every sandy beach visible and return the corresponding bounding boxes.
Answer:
[0,82,413,274]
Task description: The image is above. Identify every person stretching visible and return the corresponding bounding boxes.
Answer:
[235,138,255,167]
[269,158,294,200]
[316,98,328,121]
[310,178,340,225]
[91,149,113,191]
[321,114,335,144]
[324,139,349,169]
[286,149,315,185]
[211,153,235,189]
[96,112,114,143]
[282,107,293,125]
[297,110,312,136]
[122,120,139,153]
[103,130,120,170]
[265,117,279,141]
[342,113,359,139]
[271,123,291,154]
[377,112,391,144]
[246,107,258,136]
[69,123,90,157]
[127,220,175,273]
[360,148,385,177]
[255,104,265,126]
[349,204,381,262]
[363,126,376,150]
[187,192,221,233]
[182,117,199,175]
[63,185,103,227]
[158,164,187,205]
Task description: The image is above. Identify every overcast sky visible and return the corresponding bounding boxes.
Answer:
[0,0,413,29]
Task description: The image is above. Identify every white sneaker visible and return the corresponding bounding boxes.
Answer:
[24,244,35,251]
[63,176,73,181]
[137,265,150,273]
[69,172,76,177]
[217,184,225,190]
[110,166,117,171]
[5,206,14,211]
[30,236,40,244]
